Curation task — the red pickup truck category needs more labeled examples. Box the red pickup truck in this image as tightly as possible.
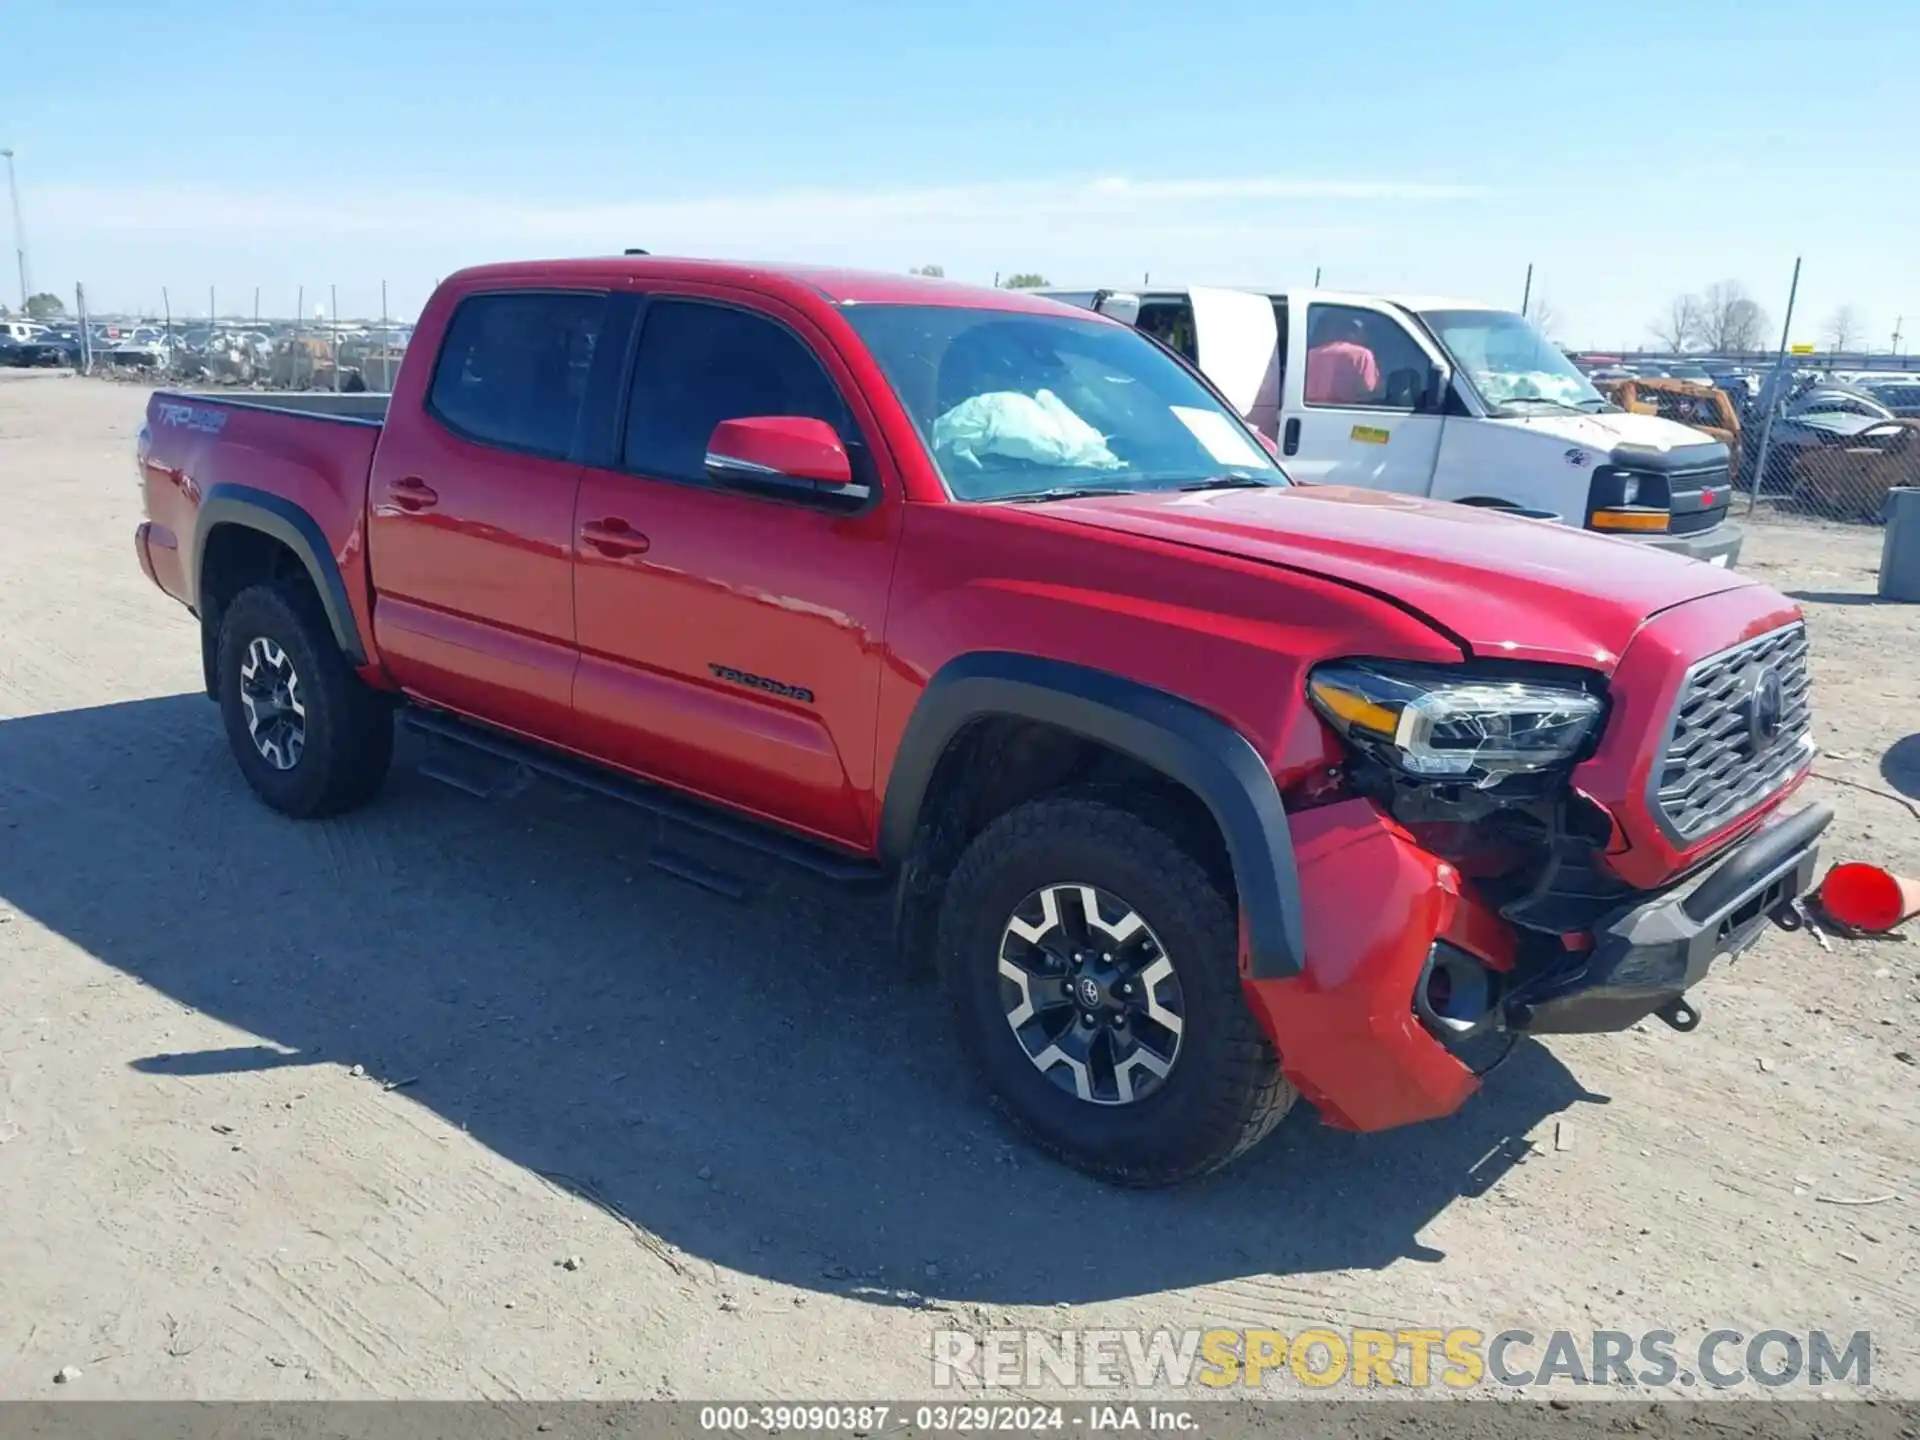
[135,257,1828,1185]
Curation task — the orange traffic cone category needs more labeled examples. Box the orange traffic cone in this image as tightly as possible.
[1818,863,1920,933]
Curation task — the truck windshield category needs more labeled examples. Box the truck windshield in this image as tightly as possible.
[1419,308,1607,415]
[840,304,1285,501]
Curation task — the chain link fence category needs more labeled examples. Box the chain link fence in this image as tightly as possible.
[7,281,412,395]
[1585,350,1919,530]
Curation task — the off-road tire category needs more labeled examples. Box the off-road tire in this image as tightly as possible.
[937,794,1294,1185]
[216,582,392,818]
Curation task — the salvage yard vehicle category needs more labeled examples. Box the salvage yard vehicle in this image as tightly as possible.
[1858,376,1920,419]
[136,257,1827,1185]
[1596,376,1743,475]
[1043,286,1744,566]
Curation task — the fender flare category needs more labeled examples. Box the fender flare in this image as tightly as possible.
[879,652,1305,979]
[191,483,368,665]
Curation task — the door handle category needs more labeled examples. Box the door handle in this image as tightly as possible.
[580,517,650,558]
[1282,418,1301,456]
[389,476,439,512]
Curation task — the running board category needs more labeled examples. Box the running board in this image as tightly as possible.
[402,707,886,887]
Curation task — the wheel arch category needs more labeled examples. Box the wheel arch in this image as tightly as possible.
[192,484,368,668]
[880,652,1304,979]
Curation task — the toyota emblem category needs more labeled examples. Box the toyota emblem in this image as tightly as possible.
[1745,666,1785,752]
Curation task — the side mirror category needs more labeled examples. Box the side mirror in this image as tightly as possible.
[704,416,865,500]
[1383,366,1428,409]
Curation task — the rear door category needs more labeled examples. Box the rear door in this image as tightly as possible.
[1186,287,1281,441]
[567,286,900,848]
[1280,296,1448,493]
[366,285,613,741]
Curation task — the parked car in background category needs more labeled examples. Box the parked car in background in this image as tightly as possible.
[1858,376,1920,418]
[1043,285,1743,565]
[1752,385,1906,493]
[0,322,75,367]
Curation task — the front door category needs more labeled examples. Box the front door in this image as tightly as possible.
[1280,297,1447,494]
[569,289,899,849]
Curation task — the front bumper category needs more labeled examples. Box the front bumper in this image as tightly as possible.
[1641,520,1743,569]
[1507,802,1831,1033]
[1247,798,1829,1134]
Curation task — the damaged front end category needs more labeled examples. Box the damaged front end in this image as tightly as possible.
[1247,620,1825,1133]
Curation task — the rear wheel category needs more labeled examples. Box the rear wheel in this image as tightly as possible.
[938,795,1293,1185]
[216,583,392,818]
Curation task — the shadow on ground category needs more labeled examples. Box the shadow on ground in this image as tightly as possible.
[0,695,1598,1307]
[1881,734,1920,800]
[1784,589,1892,607]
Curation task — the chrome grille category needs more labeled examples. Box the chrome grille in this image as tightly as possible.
[1652,623,1813,842]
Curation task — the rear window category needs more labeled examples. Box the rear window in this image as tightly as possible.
[427,291,606,459]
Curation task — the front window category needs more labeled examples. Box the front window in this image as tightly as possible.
[1419,308,1607,415]
[840,304,1283,502]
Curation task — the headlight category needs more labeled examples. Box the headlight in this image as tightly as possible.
[1308,660,1604,788]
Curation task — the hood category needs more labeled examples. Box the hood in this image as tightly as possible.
[1491,407,1718,458]
[1038,485,1756,670]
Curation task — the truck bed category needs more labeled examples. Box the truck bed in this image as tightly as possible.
[165,390,391,424]
[138,389,389,651]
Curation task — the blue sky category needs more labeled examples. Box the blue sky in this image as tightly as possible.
[7,0,1919,347]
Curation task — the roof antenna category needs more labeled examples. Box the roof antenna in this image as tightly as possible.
[623,248,650,256]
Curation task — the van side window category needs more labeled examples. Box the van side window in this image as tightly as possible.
[623,300,854,483]
[1135,300,1199,365]
[427,292,606,459]
[1303,303,1432,410]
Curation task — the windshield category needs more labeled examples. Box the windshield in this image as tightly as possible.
[1419,308,1606,413]
[839,304,1285,502]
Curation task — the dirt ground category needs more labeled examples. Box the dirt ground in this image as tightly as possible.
[1,373,1916,1403]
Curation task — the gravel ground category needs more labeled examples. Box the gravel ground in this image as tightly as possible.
[1,373,1916,1403]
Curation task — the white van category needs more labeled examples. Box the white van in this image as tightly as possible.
[1042,286,1743,567]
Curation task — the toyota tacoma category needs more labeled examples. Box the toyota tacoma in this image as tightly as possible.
[134,258,1826,1184]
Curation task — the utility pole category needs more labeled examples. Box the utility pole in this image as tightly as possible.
[2,148,28,308]
[1747,256,1802,512]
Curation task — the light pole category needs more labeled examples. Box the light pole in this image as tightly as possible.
[2,148,29,310]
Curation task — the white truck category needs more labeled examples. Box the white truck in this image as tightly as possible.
[1041,286,1743,567]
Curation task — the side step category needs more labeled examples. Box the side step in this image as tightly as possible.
[402,706,887,888]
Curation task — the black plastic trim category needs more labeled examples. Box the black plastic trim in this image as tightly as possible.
[192,483,368,665]
[404,706,884,885]
[879,653,1305,979]
[1509,802,1830,1034]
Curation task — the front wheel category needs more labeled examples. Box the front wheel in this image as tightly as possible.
[937,795,1294,1186]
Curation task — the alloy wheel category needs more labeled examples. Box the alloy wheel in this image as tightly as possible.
[238,636,306,771]
[996,883,1185,1106]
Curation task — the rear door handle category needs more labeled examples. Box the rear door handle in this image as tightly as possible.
[580,517,650,558]
[1282,418,1301,456]
[389,476,439,512]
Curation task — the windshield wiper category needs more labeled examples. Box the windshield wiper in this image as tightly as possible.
[1174,474,1275,492]
[1497,396,1590,416]
[998,486,1138,504]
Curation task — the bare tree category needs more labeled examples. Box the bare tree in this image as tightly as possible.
[1002,273,1049,290]
[1697,281,1769,353]
[1648,294,1703,352]
[1527,294,1563,342]
[1823,305,1863,353]
[908,264,945,278]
